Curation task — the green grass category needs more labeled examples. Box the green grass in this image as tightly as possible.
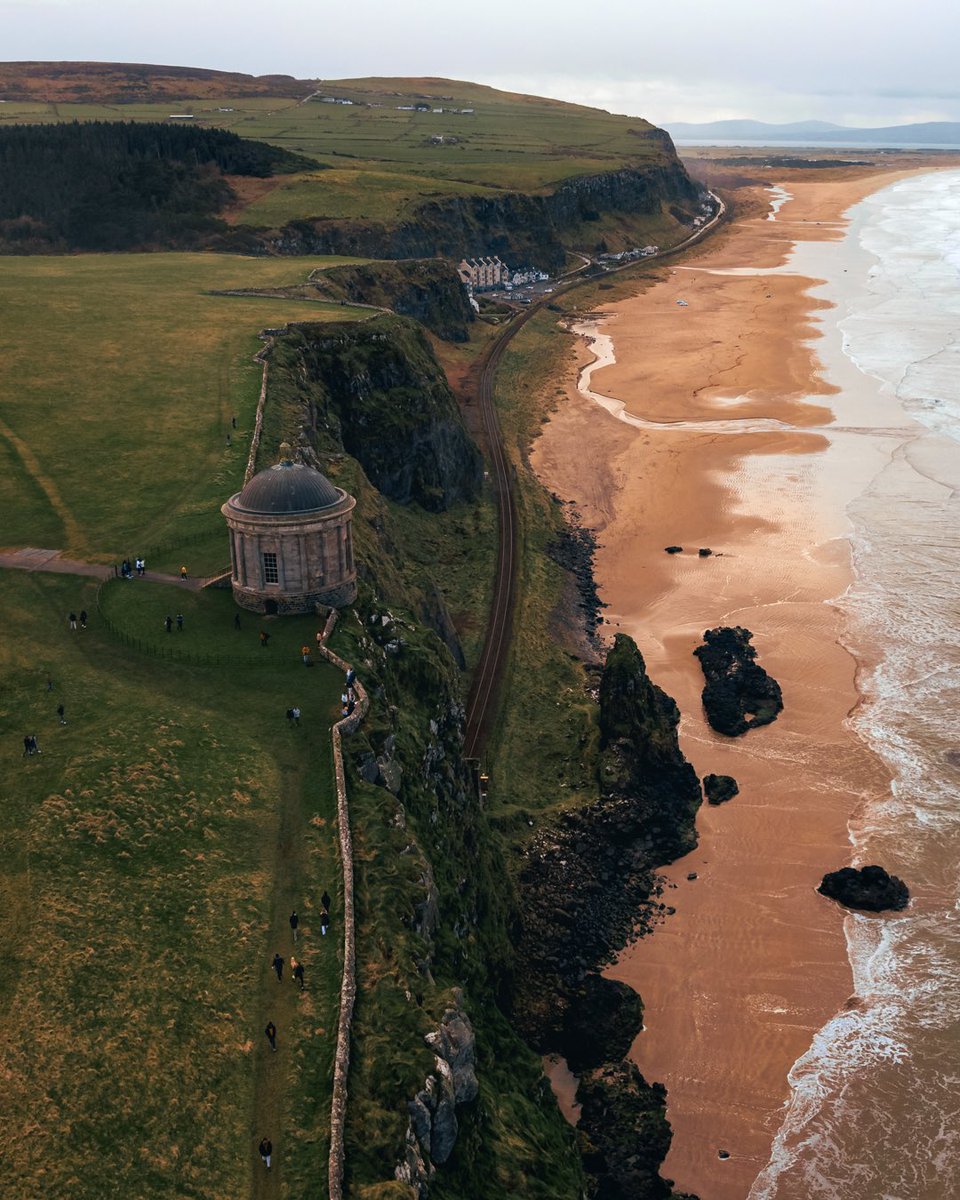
[0,253,368,568]
[0,78,675,226]
[0,570,344,1197]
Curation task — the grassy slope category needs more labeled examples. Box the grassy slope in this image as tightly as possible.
[0,74,672,228]
[0,569,344,1197]
[0,253,367,568]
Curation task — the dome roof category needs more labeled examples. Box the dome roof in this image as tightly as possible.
[234,458,341,514]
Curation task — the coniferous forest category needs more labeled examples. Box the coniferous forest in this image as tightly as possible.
[0,121,312,251]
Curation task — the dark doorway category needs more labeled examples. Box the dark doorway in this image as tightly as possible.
[264,599,278,615]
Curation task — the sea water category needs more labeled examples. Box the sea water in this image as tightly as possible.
[749,172,960,1199]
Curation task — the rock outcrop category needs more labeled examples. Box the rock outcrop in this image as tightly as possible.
[313,259,475,342]
[560,975,643,1072]
[818,865,910,912]
[703,774,739,805]
[693,626,783,736]
[397,993,479,1195]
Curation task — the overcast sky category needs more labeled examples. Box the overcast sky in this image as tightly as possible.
[3,0,958,127]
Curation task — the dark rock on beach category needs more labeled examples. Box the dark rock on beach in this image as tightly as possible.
[703,774,739,805]
[818,865,910,912]
[698,547,712,557]
[693,626,783,737]
[664,545,683,554]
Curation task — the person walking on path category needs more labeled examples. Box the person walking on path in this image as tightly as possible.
[258,1138,272,1169]
[164,616,173,634]
[176,613,184,632]
[68,612,77,631]
[320,910,330,937]
[265,1020,277,1052]
[56,704,66,726]
[289,911,299,942]
[180,565,188,582]
[321,890,331,912]
[271,952,284,981]
[292,959,305,990]
[291,706,301,727]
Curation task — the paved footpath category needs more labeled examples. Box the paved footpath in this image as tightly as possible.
[0,547,212,590]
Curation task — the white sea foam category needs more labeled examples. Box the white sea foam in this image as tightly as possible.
[749,170,960,1199]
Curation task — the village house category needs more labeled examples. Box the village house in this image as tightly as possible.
[456,256,512,291]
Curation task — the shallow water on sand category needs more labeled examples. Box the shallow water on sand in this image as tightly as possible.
[750,171,960,1200]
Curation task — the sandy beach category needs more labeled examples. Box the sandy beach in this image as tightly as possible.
[530,166,946,1199]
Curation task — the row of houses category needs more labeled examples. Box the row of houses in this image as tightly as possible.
[457,258,551,292]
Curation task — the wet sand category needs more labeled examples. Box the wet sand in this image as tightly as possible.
[530,168,939,1199]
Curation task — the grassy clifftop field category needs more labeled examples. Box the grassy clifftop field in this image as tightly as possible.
[0,65,688,233]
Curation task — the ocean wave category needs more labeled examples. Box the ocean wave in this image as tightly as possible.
[750,170,960,1198]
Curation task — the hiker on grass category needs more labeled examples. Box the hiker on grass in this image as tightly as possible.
[180,565,188,582]
[258,1138,272,1169]
[57,704,66,726]
[321,890,331,912]
[289,910,299,942]
[320,910,330,937]
[68,612,77,631]
[291,706,301,727]
[265,1020,277,1052]
[301,644,312,667]
[164,616,173,634]
[272,952,284,981]
[292,959,305,991]
[259,630,270,648]
[176,613,184,632]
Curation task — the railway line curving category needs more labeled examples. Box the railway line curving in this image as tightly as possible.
[463,192,726,760]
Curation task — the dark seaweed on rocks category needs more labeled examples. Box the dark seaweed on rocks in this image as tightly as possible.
[693,625,783,736]
[547,514,604,641]
[818,865,910,912]
[578,1061,699,1200]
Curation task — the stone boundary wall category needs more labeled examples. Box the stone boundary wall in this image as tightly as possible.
[316,609,367,1200]
[243,333,275,485]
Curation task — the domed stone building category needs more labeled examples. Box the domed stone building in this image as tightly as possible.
[221,444,357,614]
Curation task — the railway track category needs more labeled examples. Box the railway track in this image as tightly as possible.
[463,193,726,760]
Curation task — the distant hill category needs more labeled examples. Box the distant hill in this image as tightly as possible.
[0,61,317,102]
[667,118,960,145]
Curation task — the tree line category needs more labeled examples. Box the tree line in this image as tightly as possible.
[0,121,312,251]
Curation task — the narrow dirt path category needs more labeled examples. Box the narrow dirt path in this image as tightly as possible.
[0,416,86,554]
[250,755,309,1198]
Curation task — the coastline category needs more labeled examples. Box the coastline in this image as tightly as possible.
[530,165,944,1199]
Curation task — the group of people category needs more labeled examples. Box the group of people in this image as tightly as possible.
[260,890,333,1170]
[341,667,357,717]
[163,614,185,633]
[67,611,88,630]
[286,706,302,726]
[119,557,146,579]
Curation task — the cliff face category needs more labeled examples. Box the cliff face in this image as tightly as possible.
[269,316,483,511]
[264,161,703,271]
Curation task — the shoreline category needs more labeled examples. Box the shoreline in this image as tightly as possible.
[530,165,943,1199]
